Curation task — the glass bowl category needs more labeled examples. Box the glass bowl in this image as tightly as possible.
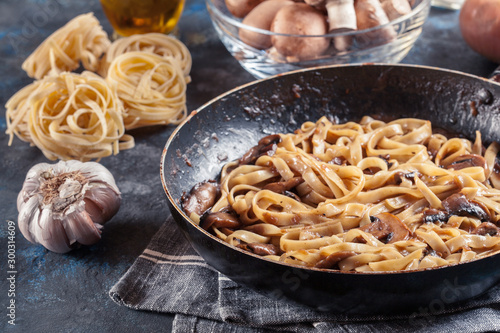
[206,0,431,79]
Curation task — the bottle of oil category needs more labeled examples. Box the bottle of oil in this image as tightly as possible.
[100,0,185,37]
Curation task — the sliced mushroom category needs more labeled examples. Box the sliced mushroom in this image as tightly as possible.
[359,212,411,243]
[239,134,281,165]
[491,160,500,189]
[270,3,330,61]
[200,211,241,230]
[472,222,500,236]
[247,243,281,255]
[446,154,488,171]
[181,181,219,217]
[263,177,304,193]
[315,251,357,269]
[441,193,491,222]
[423,208,449,223]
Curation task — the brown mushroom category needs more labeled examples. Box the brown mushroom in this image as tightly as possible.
[270,3,330,61]
[441,193,491,222]
[181,181,219,217]
[263,176,304,193]
[445,154,488,171]
[359,212,411,243]
[354,0,397,47]
[423,208,449,223]
[239,134,281,165]
[380,0,412,21]
[225,0,266,18]
[200,211,241,230]
[472,222,500,236]
[247,243,281,255]
[491,159,500,189]
[239,0,294,50]
[315,250,357,269]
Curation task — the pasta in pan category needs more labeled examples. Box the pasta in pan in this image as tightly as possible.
[183,116,500,272]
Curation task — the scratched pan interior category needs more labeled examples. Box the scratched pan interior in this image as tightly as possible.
[161,63,500,314]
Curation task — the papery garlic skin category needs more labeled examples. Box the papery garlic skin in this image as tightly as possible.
[17,160,121,253]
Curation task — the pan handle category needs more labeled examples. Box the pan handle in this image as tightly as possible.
[491,65,500,83]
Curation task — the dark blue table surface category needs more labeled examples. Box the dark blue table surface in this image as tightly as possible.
[0,0,498,332]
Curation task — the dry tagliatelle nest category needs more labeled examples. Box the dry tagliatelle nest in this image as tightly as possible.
[5,13,192,161]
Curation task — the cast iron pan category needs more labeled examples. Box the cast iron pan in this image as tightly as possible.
[161,64,500,315]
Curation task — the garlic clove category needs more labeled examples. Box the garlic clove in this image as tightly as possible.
[64,210,102,246]
[84,186,121,225]
[36,208,72,253]
[17,195,39,244]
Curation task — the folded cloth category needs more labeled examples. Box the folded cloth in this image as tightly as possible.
[110,217,500,332]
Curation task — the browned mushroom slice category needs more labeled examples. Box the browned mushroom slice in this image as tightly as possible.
[263,176,304,193]
[446,154,488,171]
[315,251,357,269]
[200,212,241,230]
[247,243,281,256]
[472,222,500,236]
[181,181,219,217]
[422,208,449,223]
[491,160,500,189]
[441,193,491,222]
[359,213,411,243]
[239,134,281,165]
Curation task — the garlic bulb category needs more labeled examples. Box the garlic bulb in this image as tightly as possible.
[17,160,121,253]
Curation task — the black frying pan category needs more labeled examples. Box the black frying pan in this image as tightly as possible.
[161,64,500,314]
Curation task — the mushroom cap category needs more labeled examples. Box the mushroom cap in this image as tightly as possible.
[270,3,330,61]
[239,0,294,50]
[225,0,267,18]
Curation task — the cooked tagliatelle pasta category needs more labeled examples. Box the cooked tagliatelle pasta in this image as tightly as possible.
[106,51,188,129]
[6,71,134,161]
[22,13,110,79]
[99,32,192,81]
[182,116,500,272]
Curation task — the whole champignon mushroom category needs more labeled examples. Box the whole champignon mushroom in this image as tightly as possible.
[225,0,267,18]
[270,3,330,61]
[380,0,412,21]
[304,0,358,52]
[354,0,397,47]
[239,0,295,50]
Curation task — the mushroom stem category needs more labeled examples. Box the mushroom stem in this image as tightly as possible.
[325,0,357,51]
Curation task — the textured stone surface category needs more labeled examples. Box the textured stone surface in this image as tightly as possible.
[0,0,497,332]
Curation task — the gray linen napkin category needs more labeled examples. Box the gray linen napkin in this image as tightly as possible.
[110,217,500,332]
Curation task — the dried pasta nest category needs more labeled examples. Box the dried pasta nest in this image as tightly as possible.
[6,13,192,161]
[99,32,192,80]
[106,52,188,129]
[22,13,110,79]
[6,71,133,161]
